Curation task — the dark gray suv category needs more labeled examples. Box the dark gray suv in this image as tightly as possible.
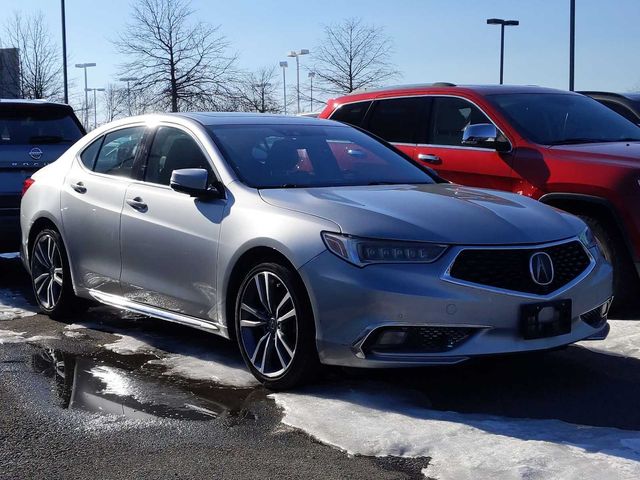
[0,100,84,252]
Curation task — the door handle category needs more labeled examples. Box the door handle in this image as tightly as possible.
[70,181,87,194]
[417,153,442,165]
[126,197,148,212]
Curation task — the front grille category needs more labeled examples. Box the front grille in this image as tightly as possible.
[364,326,476,354]
[449,240,591,295]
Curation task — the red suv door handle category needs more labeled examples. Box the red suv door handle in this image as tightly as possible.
[418,153,442,165]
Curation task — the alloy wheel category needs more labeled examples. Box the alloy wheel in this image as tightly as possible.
[31,233,64,310]
[239,271,298,378]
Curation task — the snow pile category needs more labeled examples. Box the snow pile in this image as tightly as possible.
[103,334,156,355]
[272,385,640,480]
[0,330,27,344]
[579,320,640,360]
[0,289,36,321]
[148,352,257,388]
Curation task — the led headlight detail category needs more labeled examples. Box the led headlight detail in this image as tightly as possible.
[322,232,448,267]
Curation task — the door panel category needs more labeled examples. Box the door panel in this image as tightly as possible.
[61,127,144,294]
[119,125,225,320]
[119,183,225,320]
[416,96,514,191]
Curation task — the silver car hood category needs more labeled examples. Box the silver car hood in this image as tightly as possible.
[259,183,583,245]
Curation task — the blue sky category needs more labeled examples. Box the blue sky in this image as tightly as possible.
[2,0,639,111]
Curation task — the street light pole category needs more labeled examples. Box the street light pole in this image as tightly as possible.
[287,49,309,114]
[569,0,576,91]
[86,88,105,130]
[75,63,96,128]
[308,72,316,112]
[279,61,288,115]
[486,19,519,85]
[119,77,138,116]
[60,0,68,103]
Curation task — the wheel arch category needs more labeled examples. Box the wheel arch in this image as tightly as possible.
[539,192,635,260]
[222,245,308,342]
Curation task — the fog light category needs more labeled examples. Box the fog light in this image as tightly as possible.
[376,328,408,346]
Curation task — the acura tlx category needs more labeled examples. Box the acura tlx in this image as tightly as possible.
[20,113,612,389]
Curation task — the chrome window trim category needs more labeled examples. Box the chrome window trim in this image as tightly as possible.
[441,237,596,299]
[329,93,513,152]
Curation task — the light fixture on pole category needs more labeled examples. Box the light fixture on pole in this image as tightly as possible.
[86,87,105,130]
[308,72,316,112]
[486,18,519,85]
[287,49,310,114]
[75,62,97,128]
[279,61,288,115]
[119,77,138,116]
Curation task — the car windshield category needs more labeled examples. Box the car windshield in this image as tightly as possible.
[207,123,435,188]
[0,106,84,145]
[487,93,640,145]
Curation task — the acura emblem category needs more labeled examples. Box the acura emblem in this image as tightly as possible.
[29,147,43,160]
[529,252,554,286]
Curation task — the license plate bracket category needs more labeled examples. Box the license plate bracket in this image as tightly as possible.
[520,299,572,340]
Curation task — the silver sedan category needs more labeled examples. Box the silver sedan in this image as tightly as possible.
[20,113,613,388]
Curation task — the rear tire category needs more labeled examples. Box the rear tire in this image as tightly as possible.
[580,215,640,314]
[234,262,318,390]
[30,228,86,320]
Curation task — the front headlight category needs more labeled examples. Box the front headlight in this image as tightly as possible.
[322,232,448,267]
[578,226,597,249]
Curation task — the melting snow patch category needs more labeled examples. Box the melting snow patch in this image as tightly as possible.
[271,385,640,480]
[148,353,258,388]
[579,320,640,360]
[0,289,36,321]
[0,330,26,344]
[103,334,156,355]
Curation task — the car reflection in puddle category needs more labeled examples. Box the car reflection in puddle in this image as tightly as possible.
[31,348,261,421]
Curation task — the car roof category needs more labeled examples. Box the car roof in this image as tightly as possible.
[329,84,575,104]
[0,98,73,108]
[173,112,339,127]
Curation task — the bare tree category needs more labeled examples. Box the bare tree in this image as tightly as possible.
[238,66,281,113]
[313,18,400,95]
[3,11,62,100]
[102,84,127,122]
[115,0,238,112]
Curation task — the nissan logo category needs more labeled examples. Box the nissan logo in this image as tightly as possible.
[529,252,554,286]
[29,147,43,160]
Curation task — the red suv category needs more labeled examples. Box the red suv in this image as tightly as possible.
[319,84,640,307]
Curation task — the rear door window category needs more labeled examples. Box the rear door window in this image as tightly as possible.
[93,127,145,178]
[0,106,83,145]
[427,97,491,146]
[80,137,104,170]
[329,101,372,127]
[366,97,428,144]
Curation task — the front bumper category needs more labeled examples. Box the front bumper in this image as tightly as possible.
[299,243,613,368]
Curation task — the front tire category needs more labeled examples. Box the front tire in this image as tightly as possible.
[30,228,83,320]
[235,262,318,390]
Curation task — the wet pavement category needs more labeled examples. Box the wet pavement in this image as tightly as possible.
[2,253,640,479]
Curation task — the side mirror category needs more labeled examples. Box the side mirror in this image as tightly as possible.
[170,168,225,199]
[462,123,510,151]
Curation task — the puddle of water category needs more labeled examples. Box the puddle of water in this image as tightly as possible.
[31,347,262,422]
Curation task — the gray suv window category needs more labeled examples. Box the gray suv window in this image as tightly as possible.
[93,127,145,177]
[144,127,210,186]
[428,97,490,146]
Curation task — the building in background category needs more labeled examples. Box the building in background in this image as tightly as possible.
[0,48,20,99]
